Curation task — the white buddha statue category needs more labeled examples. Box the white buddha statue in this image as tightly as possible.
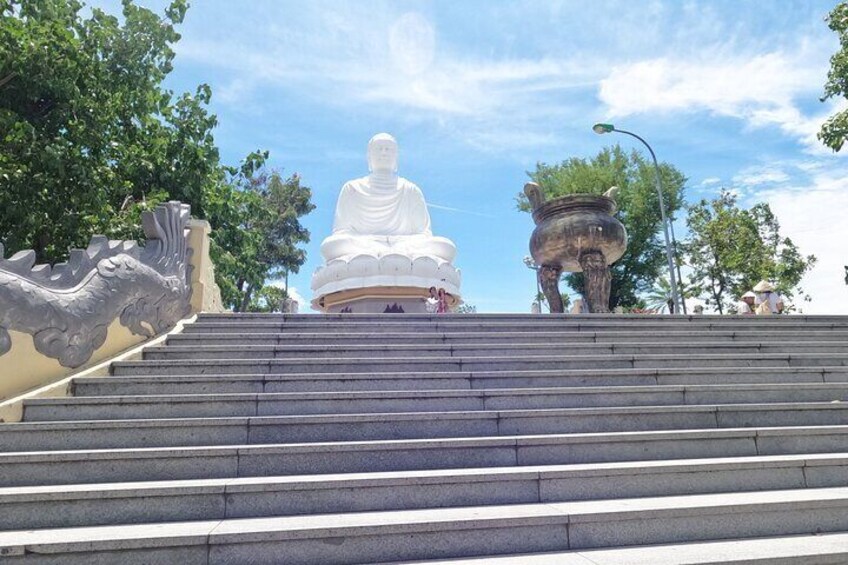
[312,133,461,312]
[320,133,457,263]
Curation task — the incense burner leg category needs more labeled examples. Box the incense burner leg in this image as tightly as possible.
[538,265,564,314]
[579,250,611,313]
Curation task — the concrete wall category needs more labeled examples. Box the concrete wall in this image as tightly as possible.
[187,219,225,314]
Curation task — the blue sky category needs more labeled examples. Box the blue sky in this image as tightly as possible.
[97,1,848,313]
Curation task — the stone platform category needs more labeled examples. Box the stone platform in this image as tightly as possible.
[311,254,461,312]
[4,313,848,562]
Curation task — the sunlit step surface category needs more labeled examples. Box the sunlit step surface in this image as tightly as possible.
[4,453,848,531]
[24,383,848,421]
[5,488,848,564]
[390,532,848,564]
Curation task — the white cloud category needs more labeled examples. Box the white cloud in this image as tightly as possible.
[180,32,592,119]
[174,7,600,153]
[699,177,721,187]
[600,51,819,115]
[388,13,436,76]
[597,44,836,153]
[732,167,790,188]
[286,287,309,311]
[747,103,845,157]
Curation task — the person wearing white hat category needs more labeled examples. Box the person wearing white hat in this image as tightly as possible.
[752,280,784,315]
[736,291,756,315]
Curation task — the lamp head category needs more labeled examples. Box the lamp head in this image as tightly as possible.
[593,123,615,134]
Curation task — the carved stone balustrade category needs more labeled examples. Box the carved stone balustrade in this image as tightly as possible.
[0,202,195,371]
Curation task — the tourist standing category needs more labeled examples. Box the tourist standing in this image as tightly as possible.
[570,297,589,314]
[437,288,449,314]
[424,286,439,313]
[736,291,756,315]
[752,281,784,314]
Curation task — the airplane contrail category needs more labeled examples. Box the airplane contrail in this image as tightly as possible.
[427,203,497,218]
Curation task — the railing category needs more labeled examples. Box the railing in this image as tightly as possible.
[0,202,223,400]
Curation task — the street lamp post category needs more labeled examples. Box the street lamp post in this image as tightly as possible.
[592,123,685,315]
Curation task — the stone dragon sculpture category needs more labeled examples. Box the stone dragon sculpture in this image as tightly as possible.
[0,202,193,368]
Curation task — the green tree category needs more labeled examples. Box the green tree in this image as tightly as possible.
[684,190,816,314]
[245,285,289,313]
[645,276,694,314]
[208,168,315,312]
[517,146,686,309]
[0,0,213,261]
[820,2,848,151]
[0,0,314,311]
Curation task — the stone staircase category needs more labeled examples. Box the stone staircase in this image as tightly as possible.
[4,313,848,563]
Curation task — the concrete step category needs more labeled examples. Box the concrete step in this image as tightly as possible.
[11,403,848,451]
[112,353,848,376]
[141,342,848,361]
[3,453,847,531]
[195,312,848,324]
[7,313,848,565]
[389,532,848,564]
[25,383,848,421]
[6,488,848,563]
[183,320,848,335]
[73,367,848,396]
[4,425,848,487]
[168,329,848,347]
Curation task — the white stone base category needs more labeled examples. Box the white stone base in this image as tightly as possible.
[313,286,460,314]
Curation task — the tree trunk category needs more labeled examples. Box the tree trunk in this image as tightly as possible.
[239,283,254,313]
[34,232,49,264]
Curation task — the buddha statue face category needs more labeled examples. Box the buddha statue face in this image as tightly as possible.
[367,133,399,174]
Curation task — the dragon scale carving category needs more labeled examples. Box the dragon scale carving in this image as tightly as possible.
[0,202,193,368]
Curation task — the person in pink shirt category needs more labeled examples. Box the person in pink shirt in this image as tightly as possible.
[436,288,449,314]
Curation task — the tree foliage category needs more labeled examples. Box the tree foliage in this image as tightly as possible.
[209,167,315,311]
[518,146,686,309]
[0,0,213,260]
[684,190,816,314]
[0,0,314,311]
[532,290,571,313]
[820,2,848,151]
[244,285,289,313]
[644,276,694,314]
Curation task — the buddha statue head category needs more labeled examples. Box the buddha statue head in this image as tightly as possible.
[367,133,399,174]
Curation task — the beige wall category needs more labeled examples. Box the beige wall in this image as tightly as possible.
[0,320,147,401]
[187,219,225,314]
